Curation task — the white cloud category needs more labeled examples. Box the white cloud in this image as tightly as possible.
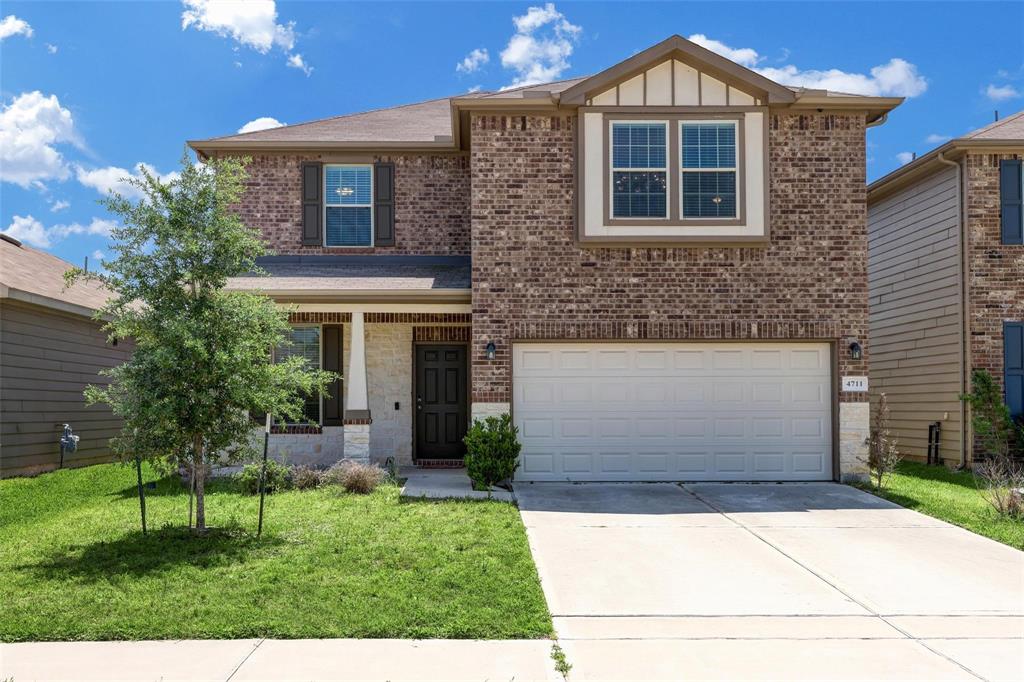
[467,85,482,94]
[985,84,1021,102]
[237,116,285,134]
[45,42,57,54]
[75,162,179,200]
[0,91,82,188]
[2,214,116,249]
[690,35,927,98]
[286,52,312,76]
[457,48,489,74]
[0,15,32,40]
[500,3,581,88]
[181,0,311,74]
[50,199,70,212]
[925,133,952,144]
[896,151,915,165]
[687,34,761,68]
[91,249,105,259]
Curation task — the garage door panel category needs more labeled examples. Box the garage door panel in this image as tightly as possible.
[513,342,832,482]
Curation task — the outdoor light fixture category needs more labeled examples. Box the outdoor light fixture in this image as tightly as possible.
[485,342,496,360]
[849,341,863,360]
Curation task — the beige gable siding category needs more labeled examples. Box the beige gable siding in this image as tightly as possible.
[868,165,963,464]
[586,59,764,107]
[0,300,131,477]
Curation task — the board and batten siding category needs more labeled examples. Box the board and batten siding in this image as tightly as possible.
[868,165,963,464]
[0,299,131,477]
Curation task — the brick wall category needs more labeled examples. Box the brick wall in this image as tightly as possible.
[231,153,470,256]
[965,151,1024,387]
[469,112,870,405]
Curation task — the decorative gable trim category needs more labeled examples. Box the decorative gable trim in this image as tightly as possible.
[559,35,796,107]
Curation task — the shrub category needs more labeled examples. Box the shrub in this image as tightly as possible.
[961,369,1024,517]
[464,413,521,491]
[323,460,385,494]
[290,464,322,490]
[235,460,291,495]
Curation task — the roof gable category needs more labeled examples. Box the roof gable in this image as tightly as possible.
[559,35,797,106]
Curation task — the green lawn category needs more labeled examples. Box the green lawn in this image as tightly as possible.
[854,461,1024,550]
[0,463,552,642]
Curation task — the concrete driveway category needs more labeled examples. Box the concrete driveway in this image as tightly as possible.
[516,482,1024,681]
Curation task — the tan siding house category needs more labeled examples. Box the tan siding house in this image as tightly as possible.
[867,111,1024,465]
[0,235,129,477]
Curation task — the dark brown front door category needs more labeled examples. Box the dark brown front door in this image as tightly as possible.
[415,345,468,459]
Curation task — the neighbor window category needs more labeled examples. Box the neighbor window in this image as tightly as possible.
[325,165,372,246]
[681,122,738,219]
[274,326,321,423]
[611,122,668,218]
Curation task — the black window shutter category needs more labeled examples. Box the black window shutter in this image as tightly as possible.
[1006,322,1024,420]
[322,325,344,426]
[301,162,323,246]
[374,162,395,246]
[999,159,1023,245]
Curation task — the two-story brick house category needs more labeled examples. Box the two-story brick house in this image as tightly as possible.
[190,35,901,482]
[867,111,1024,466]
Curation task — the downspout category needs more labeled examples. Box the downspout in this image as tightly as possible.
[936,151,969,468]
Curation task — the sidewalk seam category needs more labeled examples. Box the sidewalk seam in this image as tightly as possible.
[225,638,265,682]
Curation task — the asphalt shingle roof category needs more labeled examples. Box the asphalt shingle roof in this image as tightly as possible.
[0,234,111,314]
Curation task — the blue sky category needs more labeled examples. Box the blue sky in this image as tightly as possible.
[2,1,1022,267]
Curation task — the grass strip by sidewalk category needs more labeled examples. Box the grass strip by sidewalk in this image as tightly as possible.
[0,463,552,642]
[853,461,1024,550]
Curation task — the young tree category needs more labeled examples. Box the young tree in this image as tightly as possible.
[962,369,1024,516]
[862,392,901,490]
[70,153,333,532]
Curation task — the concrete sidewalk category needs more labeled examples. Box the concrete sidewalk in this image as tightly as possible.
[0,638,562,681]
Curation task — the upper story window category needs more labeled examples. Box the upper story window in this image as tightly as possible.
[325,165,372,247]
[611,122,668,219]
[681,122,738,219]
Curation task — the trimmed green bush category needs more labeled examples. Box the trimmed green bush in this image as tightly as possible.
[464,414,521,491]
[235,460,291,495]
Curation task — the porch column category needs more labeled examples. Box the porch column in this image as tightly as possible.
[343,311,371,463]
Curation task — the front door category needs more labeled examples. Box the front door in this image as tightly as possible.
[415,345,468,460]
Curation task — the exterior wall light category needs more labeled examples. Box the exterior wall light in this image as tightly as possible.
[485,342,496,360]
[849,341,863,360]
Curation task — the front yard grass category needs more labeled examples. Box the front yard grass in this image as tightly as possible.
[854,461,1024,550]
[0,463,552,642]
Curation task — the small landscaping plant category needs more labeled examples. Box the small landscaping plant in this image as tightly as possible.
[235,460,291,495]
[961,369,1024,517]
[862,392,901,490]
[323,460,385,494]
[464,413,521,491]
[290,464,323,490]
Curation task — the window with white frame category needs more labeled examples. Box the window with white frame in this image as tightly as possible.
[325,165,373,246]
[274,326,321,423]
[681,121,738,218]
[611,122,668,218]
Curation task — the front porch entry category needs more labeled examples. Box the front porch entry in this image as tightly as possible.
[415,344,468,461]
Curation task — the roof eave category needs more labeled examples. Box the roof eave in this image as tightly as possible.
[868,139,1024,203]
[227,287,472,303]
[188,139,461,157]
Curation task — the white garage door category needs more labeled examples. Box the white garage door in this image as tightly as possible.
[513,342,833,482]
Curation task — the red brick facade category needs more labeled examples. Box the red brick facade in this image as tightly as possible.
[469,112,870,404]
[965,151,1024,387]
[234,153,470,256]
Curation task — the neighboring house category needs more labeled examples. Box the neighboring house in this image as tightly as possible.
[189,35,901,482]
[867,111,1024,466]
[0,234,129,477]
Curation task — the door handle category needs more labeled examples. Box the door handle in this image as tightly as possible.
[416,395,423,411]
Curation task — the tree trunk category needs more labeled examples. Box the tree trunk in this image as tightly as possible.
[193,434,206,533]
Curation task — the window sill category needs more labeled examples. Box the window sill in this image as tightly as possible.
[270,424,323,435]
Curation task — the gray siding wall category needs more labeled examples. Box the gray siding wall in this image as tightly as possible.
[868,165,963,464]
[0,299,131,477]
